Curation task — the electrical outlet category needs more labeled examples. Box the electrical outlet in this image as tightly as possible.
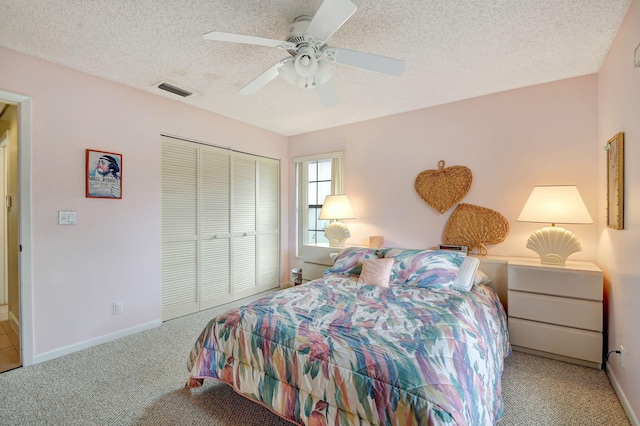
[112,301,123,315]
[619,345,624,367]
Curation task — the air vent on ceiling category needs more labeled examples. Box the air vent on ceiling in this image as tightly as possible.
[156,82,193,98]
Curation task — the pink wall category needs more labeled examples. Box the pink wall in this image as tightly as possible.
[598,0,640,421]
[289,75,600,266]
[0,46,289,358]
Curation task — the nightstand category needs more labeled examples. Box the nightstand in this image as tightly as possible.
[300,244,369,282]
[507,257,603,369]
[300,244,342,282]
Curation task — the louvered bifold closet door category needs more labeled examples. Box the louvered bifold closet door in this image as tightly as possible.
[231,153,257,299]
[161,137,198,320]
[257,158,280,292]
[199,145,232,310]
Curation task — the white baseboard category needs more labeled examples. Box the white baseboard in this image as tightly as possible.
[32,319,162,364]
[607,361,640,426]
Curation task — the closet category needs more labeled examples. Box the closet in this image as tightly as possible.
[161,136,280,320]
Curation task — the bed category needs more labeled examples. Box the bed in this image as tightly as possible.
[187,247,510,425]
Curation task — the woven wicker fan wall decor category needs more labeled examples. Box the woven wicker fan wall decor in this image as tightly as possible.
[444,203,510,255]
[414,160,472,214]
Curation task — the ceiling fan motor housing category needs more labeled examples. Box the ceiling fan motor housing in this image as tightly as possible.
[286,16,313,48]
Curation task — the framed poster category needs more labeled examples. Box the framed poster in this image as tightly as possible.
[606,133,624,230]
[86,149,122,199]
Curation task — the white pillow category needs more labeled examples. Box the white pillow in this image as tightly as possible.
[474,270,490,285]
[452,256,480,291]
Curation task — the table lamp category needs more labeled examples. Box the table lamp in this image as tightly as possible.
[517,185,593,265]
[319,195,356,247]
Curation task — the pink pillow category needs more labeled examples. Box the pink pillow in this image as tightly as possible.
[357,258,394,287]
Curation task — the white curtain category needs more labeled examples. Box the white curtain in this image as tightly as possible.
[331,156,343,195]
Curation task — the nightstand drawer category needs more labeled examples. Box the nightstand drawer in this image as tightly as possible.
[300,245,341,266]
[508,263,602,300]
[302,262,328,281]
[508,290,602,331]
[300,245,342,282]
[509,318,602,364]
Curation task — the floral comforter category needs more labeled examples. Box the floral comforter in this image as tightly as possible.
[187,274,510,425]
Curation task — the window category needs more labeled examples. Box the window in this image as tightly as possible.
[307,159,332,245]
[294,152,343,256]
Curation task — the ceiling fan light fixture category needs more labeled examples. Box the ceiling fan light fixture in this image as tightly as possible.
[316,60,336,85]
[277,60,297,84]
[294,47,318,77]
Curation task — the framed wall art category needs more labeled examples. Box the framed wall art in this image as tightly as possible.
[86,149,122,199]
[606,133,624,230]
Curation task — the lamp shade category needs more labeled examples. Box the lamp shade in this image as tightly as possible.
[517,185,593,224]
[319,195,355,220]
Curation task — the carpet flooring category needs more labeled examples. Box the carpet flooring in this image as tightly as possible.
[0,291,630,425]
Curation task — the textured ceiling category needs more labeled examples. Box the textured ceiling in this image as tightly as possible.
[0,0,631,136]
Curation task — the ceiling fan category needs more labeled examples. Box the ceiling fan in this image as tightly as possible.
[203,0,405,107]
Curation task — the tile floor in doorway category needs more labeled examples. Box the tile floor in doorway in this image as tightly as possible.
[0,304,20,373]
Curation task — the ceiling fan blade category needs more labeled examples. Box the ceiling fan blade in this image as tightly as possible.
[203,31,295,50]
[327,47,405,76]
[239,61,284,95]
[316,82,340,107]
[306,0,357,43]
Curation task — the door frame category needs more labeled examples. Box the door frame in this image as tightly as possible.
[0,89,33,366]
[0,132,7,305]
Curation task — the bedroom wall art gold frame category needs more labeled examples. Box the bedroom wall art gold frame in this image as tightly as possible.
[606,132,624,230]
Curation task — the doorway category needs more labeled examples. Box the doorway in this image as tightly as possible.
[0,127,6,305]
[0,89,34,370]
[0,103,20,372]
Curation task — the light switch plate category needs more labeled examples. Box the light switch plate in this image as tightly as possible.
[58,210,77,225]
[635,42,640,68]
